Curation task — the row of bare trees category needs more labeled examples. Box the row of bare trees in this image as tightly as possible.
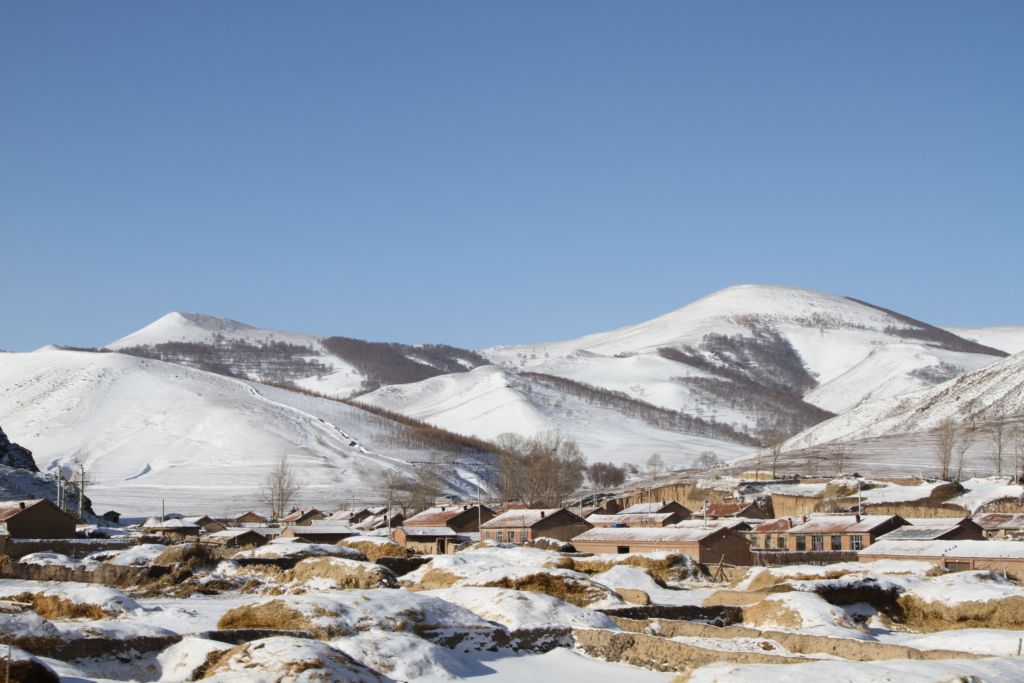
[934,418,1024,481]
[495,432,586,507]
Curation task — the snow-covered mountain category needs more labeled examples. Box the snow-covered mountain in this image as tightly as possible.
[0,348,492,515]
[944,326,1024,355]
[358,365,750,468]
[107,312,487,396]
[786,350,1024,452]
[90,285,1011,474]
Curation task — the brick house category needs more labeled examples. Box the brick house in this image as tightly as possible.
[782,514,906,552]
[860,539,1024,581]
[972,513,1024,540]
[876,518,984,542]
[393,504,494,554]
[702,500,769,520]
[480,508,591,544]
[747,517,804,551]
[281,524,355,544]
[0,499,76,539]
[235,511,268,525]
[205,528,268,548]
[279,508,326,526]
[571,525,753,565]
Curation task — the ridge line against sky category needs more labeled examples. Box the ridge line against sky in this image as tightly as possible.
[1,2,1022,351]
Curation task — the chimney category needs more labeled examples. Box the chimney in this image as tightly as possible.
[19,502,26,509]
[540,511,546,518]
[855,513,861,523]
[802,515,807,523]
[440,506,446,512]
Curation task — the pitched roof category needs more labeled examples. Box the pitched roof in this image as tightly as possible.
[861,539,1024,560]
[288,525,354,535]
[279,508,323,523]
[482,509,572,529]
[787,514,901,534]
[404,505,485,526]
[208,528,266,539]
[876,526,963,541]
[972,513,1024,531]
[704,501,759,517]
[671,518,752,531]
[619,501,686,515]
[573,526,725,543]
[751,518,802,533]
[397,525,458,537]
[587,513,677,526]
[0,499,47,522]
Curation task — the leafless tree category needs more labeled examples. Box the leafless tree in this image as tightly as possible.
[767,434,786,479]
[934,418,957,480]
[989,421,1011,477]
[696,450,720,471]
[496,432,585,507]
[260,456,304,520]
[646,453,665,482]
[829,445,848,477]
[954,422,975,481]
[586,462,626,489]
[1014,425,1024,483]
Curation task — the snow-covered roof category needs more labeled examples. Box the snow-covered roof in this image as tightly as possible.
[288,525,354,534]
[788,514,900,534]
[279,508,323,523]
[573,526,724,543]
[751,517,804,533]
[404,505,479,526]
[0,499,47,521]
[904,517,971,528]
[876,527,963,541]
[398,526,458,537]
[703,501,759,517]
[481,509,567,529]
[587,513,677,526]
[208,528,266,539]
[618,501,685,515]
[973,512,1024,531]
[140,517,200,529]
[862,539,1024,560]
[671,518,752,530]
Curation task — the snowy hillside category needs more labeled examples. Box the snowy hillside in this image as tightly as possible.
[481,286,1005,428]
[0,349,491,516]
[785,350,1024,452]
[360,365,750,469]
[945,326,1024,355]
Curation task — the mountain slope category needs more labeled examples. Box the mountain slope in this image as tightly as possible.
[945,326,1024,355]
[359,365,751,468]
[107,312,487,396]
[786,350,1024,451]
[0,349,492,515]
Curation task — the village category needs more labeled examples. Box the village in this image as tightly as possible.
[6,468,1024,680]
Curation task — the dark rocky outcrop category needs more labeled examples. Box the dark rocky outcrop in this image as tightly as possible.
[0,425,37,471]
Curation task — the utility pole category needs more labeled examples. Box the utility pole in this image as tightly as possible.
[77,464,86,518]
[161,499,166,526]
[56,473,62,511]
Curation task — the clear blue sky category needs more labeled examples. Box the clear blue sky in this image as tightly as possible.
[2,2,1021,351]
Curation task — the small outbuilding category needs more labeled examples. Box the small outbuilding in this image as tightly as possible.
[860,539,1024,581]
[205,528,268,548]
[279,508,326,526]
[281,524,355,544]
[0,499,77,539]
[235,511,268,525]
[972,513,1024,540]
[877,517,984,542]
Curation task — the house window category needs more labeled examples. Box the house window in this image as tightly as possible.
[850,535,863,551]
[778,535,786,549]
[831,535,842,551]
[762,535,770,549]
[945,561,971,572]
[811,535,824,551]
[496,531,503,542]
[750,535,758,548]
[520,530,529,543]
[795,535,806,551]
[616,546,630,554]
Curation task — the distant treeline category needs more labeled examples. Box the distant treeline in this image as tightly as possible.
[322,336,487,392]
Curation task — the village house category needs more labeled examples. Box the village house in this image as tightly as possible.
[139,517,202,540]
[392,504,495,554]
[279,508,326,526]
[701,500,770,520]
[182,515,227,533]
[618,501,692,518]
[781,514,906,552]
[326,508,373,525]
[480,508,591,544]
[205,528,268,548]
[672,518,754,532]
[587,512,682,528]
[234,511,268,525]
[972,513,1024,540]
[0,499,76,539]
[353,510,405,531]
[747,517,804,551]
[876,517,984,542]
[282,524,355,544]
[571,525,752,565]
[860,539,1024,581]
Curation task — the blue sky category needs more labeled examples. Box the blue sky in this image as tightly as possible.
[2,2,1021,351]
